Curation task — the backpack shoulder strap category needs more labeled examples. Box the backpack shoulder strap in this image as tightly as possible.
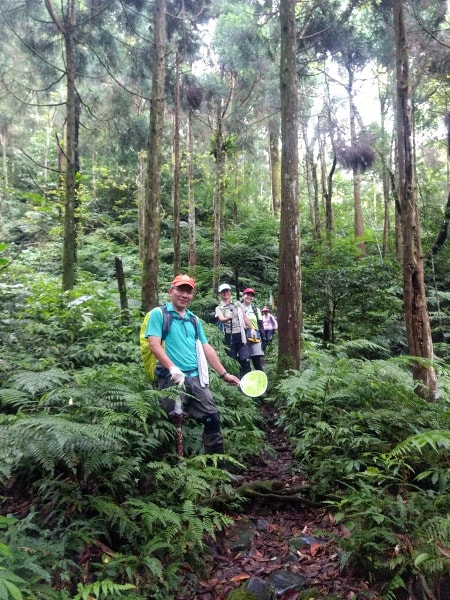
[252,304,262,320]
[160,305,172,341]
[188,311,199,339]
[162,306,199,340]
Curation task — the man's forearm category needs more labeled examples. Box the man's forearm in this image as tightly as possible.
[148,337,174,369]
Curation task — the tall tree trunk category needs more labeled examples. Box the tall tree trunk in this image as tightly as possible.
[382,175,391,259]
[268,117,281,216]
[62,10,78,291]
[141,0,166,312]
[0,131,7,230]
[45,0,79,291]
[378,86,394,259]
[393,0,436,399]
[302,123,320,240]
[277,0,302,373]
[320,134,336,244]
[187,110,197,269]
[137,151,145,261]
[0,130,8,188]
[115,256,129,325]
[212,96,224,294]
[346,62,366,256]
[172,52,181,276]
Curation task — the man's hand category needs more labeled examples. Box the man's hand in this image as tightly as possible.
[223,373,240,386]
[169,366,185,386]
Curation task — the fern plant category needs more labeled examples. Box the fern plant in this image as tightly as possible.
[0,514,75,599]
[275,340,450,596]
[0,277,268,598]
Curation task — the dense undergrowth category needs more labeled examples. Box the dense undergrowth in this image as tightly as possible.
[0,272,450,599]
[276,343,450,599]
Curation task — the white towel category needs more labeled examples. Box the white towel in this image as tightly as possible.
[196,339,210,387]
[236,302,247,344]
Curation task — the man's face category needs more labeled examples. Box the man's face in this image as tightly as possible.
[220,290,231,302]
[169,284,194,310]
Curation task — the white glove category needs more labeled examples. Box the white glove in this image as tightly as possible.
[169,366,185,387]
[173,399,184,414]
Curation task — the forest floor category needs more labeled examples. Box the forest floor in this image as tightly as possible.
[178,400,381,600]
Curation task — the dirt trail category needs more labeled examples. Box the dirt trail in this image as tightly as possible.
[178,401,378,600]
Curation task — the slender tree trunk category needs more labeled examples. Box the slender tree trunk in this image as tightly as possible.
[62,6,78,291]
[319,133,336,342]
[393,0,436,399]
[137,151,145,261]
[172,52,181,276]
[0,131,7,231]
[378,88,393,259]
[141,0,166,312]
[302,123,320,240]
[382,177,391,259]
[268,117,281,216]
[44,0,79,291]
[115,257,129,325]
[346,63,366,256]
[277,0,302,373]
[187,110,197,269]
[212,97,224,294]
[320,131,336,244]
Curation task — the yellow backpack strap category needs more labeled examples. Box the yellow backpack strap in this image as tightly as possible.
[140,307,164,381]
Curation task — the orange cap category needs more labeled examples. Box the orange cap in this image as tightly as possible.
[172,274,195,289]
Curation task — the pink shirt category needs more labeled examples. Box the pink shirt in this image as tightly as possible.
[262,313,277,331]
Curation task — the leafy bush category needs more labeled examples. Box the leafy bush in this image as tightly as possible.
[275,340,450,595]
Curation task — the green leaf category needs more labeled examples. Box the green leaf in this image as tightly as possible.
[414,553,430,567]
[2,580,23,600]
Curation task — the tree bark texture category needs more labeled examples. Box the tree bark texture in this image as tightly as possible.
[187,110,197,269]
[172,52,181,276]
[268,117,281,216]
[277,0,302,373]
[212,98,224,294]
[345,61,366,256]
[45,0,79,291]
[141,0,165,312]
[393,0,436,399]
[115,256,129,325]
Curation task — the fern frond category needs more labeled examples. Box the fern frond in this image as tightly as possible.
[390,431,450,458]
[90,498,139,542]
[0,389,31,410]
[128,499,182,539]
[73,579,136,600]
[0,415,127,480]
[5,369,72,396]
[331,338,392,359]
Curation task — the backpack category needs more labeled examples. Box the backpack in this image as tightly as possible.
[245,304,264,343]
[140,305,199,381]
[251,304,264,334]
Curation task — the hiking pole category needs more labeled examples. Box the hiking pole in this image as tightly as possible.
[169,397,186,458]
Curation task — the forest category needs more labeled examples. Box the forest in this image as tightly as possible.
[1,0,450,598]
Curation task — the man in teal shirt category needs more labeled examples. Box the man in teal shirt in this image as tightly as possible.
[145,274,240,456]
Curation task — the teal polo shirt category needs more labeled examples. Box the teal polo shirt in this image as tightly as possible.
[145,303,208,374]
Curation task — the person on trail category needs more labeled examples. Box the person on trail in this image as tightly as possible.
[261,306,278,350]
[215,283,254,378]
[145,275,240,458]
[242,288,265,372]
